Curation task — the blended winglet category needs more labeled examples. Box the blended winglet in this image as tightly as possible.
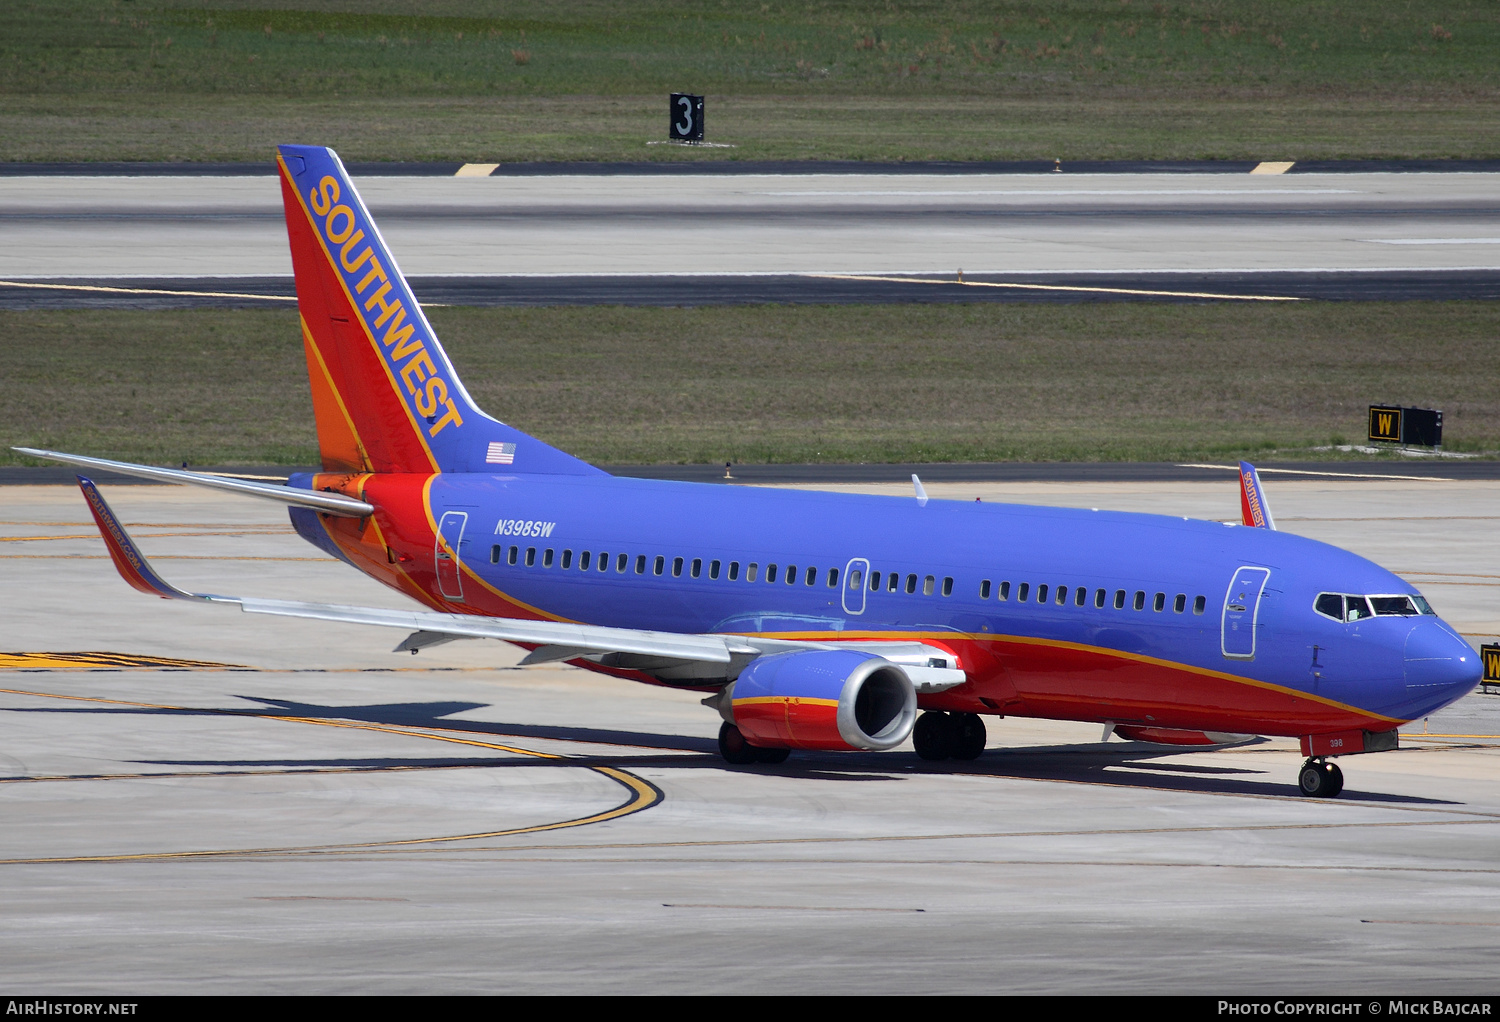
[77,476,202,600]
[1238,461,1276,530]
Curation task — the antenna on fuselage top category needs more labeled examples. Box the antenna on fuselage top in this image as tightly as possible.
[912,474,929,507]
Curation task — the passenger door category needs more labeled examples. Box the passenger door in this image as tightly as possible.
[1221,566,1271,660]
[435,510,469,602]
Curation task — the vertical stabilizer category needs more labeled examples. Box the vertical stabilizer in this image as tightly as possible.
[277,145,602,477]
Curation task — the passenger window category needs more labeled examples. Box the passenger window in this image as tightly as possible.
[940,577,953,597]
[1153,592,1165,612]
[999,581,1011,601]
[580,551,592,571]
[525,547,537,567]
[850,569,863,591]
[1037,584,1048,604]
[827,567,839,588]
[653,556,665,576]
[616,553,628,572]
[691,558,702,578]
[906,574,918,594]
[786,564,798,585]
[1315,593,1343,620]
[1095,588,1105,608]
[888,573,899,592]
[672,556,683,577]
[1174,593,1186,613]
[710,559,721,580]
[561,550,572,569]
[1018,582,1030,602]
[766,564,778,583]
[747,563,759,582]
[1056,585,1067,606]
[508,546,519,566]
[923,576,935,596]
[1133,591,1145,611]
[729,561,740,581]
[543,549,554,568]
[1114,589,1125,609]
[806,566,817,586]
[490,545,500,564]
[980,580,992,600]
[635,555,646,574]
[1076,587,1087,607]
[1348,595,1376,620]
[868,570,880,591]
[1193,595,1206,614]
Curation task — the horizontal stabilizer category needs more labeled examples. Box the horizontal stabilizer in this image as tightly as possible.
[21,448,372,517]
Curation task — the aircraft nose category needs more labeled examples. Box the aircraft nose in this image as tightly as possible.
[1404,621,1481,705]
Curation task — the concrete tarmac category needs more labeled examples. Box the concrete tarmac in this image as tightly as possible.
[2,171,1496,282]
[4,477,1500,993]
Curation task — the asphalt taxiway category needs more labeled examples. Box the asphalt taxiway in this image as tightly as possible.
[4,477,1500,993]
[2,168,1497,305]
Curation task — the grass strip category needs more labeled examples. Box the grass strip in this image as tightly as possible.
[1,1,1496,162]
[3,302,1496,467]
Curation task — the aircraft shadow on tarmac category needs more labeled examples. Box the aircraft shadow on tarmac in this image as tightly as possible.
[8,695,1455,804]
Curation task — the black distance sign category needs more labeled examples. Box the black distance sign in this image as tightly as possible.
[669,94,705,141]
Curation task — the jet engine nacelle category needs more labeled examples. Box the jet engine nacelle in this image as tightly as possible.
[721,649,918,751]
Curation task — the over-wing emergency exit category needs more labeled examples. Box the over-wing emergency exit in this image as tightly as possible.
[18,145,1480,798]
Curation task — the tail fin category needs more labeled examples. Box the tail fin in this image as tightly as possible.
[1238,460,1276,530]
[277,145,601,477]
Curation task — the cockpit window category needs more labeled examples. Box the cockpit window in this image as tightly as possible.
[1314,593,1343,620]
[1317,591,1435,621]
[1370,595,1424,617]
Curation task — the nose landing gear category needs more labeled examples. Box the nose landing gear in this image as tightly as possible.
[1298,757,1345,798]
[912,710,987,762]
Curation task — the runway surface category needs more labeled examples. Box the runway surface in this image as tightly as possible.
[5,477,1500,993]
[2,170,1496,304]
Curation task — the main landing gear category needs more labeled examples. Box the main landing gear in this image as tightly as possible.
[912,710,987,762]
[1298,757,1345,798]
[718,722,791,765]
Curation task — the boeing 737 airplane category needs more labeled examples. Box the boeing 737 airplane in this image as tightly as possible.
[19,145,1481,798]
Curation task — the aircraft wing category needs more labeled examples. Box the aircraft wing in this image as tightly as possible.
[73,476,966,689]
[16,447,372,517]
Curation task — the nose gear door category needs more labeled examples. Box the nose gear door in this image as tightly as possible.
[436,510,468,602]
[1221,566,1270,660]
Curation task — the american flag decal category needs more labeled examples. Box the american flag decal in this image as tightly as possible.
[486,441,516,465]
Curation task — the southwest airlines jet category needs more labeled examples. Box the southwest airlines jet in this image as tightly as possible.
[19,145,1480,799]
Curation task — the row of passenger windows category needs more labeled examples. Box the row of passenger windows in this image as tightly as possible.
[975,579,1207,615]
[488,544,1205,614]
[490,545,845,588]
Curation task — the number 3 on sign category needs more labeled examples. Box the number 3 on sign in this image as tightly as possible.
[669,94,704,141]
